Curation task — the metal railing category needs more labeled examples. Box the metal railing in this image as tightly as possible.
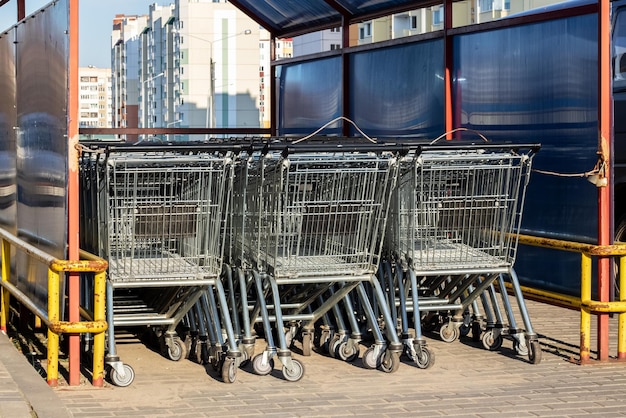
[515,233,626,363]
[0,228,107,387]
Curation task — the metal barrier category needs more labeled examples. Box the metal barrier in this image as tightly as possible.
[0,228,107,387]
[516,234,626,363]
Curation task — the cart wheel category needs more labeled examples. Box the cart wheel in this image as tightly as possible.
[379,351,400,373]
[221,357,237,384]
[282,359,304,382]
[471,321,483,341]
[414,345,435,369]
[362,346,378,369]
[513,339,529,356]
[252,353,274,376]
[167,338,188,362]
[337,341,359,363]
[528,340,542,364]
[481,330,503,351]
[328,334,342,358]
[439,322,459,343]
[459,323,471,337]
[422,314,439,333]
[302,332,313,357]
[110,364,135,387]
[285,329,295,348]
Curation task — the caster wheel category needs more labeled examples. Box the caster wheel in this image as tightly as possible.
[109,364,135,387]
[481,330,503,351]
[221,357,237,383]
[337,341,359,363]
[282,359,305,382]
[252,353,274,376]
[167,338,188,362]
[513,339,529,356]
[439,323,460,343]
[328,334,342,358]
[379,351,400,373]
[529,340,542,364]
[362,346,378,369]
[302,332,313,357]
[413,345,435,369]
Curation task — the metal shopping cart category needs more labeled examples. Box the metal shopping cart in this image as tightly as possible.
[230,142,406,381]
[384,143,541,366]
[80,144,242,385]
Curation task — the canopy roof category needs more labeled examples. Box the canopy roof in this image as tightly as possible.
[229,0,439,38]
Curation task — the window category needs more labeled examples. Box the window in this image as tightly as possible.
[479,0,492,12]
[433,8,443,25]
[330,44,341,50]
[411,16,418,30]
[330,27,341,32]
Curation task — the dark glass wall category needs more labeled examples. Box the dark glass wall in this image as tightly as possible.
[349,40,444,138]
[453,14,598,294]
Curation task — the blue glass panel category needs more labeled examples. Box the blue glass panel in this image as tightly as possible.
[350,39,444,138]
[277,57,342,135]
[454,13,598,295]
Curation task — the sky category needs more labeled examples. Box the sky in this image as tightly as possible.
[0,0,171,67]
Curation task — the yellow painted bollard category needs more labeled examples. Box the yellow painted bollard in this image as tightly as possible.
[47,270,60,387]
[92,271,106,387]
[1,239,10,333]
[580,253,592,364]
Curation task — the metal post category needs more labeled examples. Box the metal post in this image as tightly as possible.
[92,271,106,387]
[444,0,454,139]
[597,0,612,361]
[67,0,81,385]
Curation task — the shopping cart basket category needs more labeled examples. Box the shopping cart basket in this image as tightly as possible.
[80,144,242,385]
[385,143,541,365]
[230,143,405,380]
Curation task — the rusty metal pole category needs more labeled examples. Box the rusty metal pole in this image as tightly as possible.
[444,0,453,139]
[597,0,612,361]
[67,0,81,385]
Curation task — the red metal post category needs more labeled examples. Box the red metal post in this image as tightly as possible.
[67,0,81,385]
[444,0,453,139]
[597,0,612,361]
[17,0,25,20]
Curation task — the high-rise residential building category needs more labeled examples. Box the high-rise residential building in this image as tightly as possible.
[138,3,176,138]
[111,13,148,141]
[78,66,112,130]
[118,0,262,141]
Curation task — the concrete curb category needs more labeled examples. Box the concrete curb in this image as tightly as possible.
[0,332,70,418]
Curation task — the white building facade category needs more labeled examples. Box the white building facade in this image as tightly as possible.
[78,66,112,129]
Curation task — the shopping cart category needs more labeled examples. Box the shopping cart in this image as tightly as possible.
[79,143,242,385]
[385,143,542,365]
[230,142,405,381]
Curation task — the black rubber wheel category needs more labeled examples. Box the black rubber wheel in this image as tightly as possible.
[110,364,135,387]
[167,338,188,362]
[414,345,435,369]
[282,359,305,382]
[379,351,400,373]
[221,357,237,383]
[302,332,313,357]
[337,341,359,363]
[439,322,459,343]
[529,340,542,364]
[362,346,378,369]
[252,353,274,376]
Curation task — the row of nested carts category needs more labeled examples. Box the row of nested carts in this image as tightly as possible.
[78,139,541,386]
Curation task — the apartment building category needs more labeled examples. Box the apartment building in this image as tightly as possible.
[78,66,112,129]
[111,13,148,142]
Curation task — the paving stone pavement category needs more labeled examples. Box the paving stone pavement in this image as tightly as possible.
[4,298,626,417]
